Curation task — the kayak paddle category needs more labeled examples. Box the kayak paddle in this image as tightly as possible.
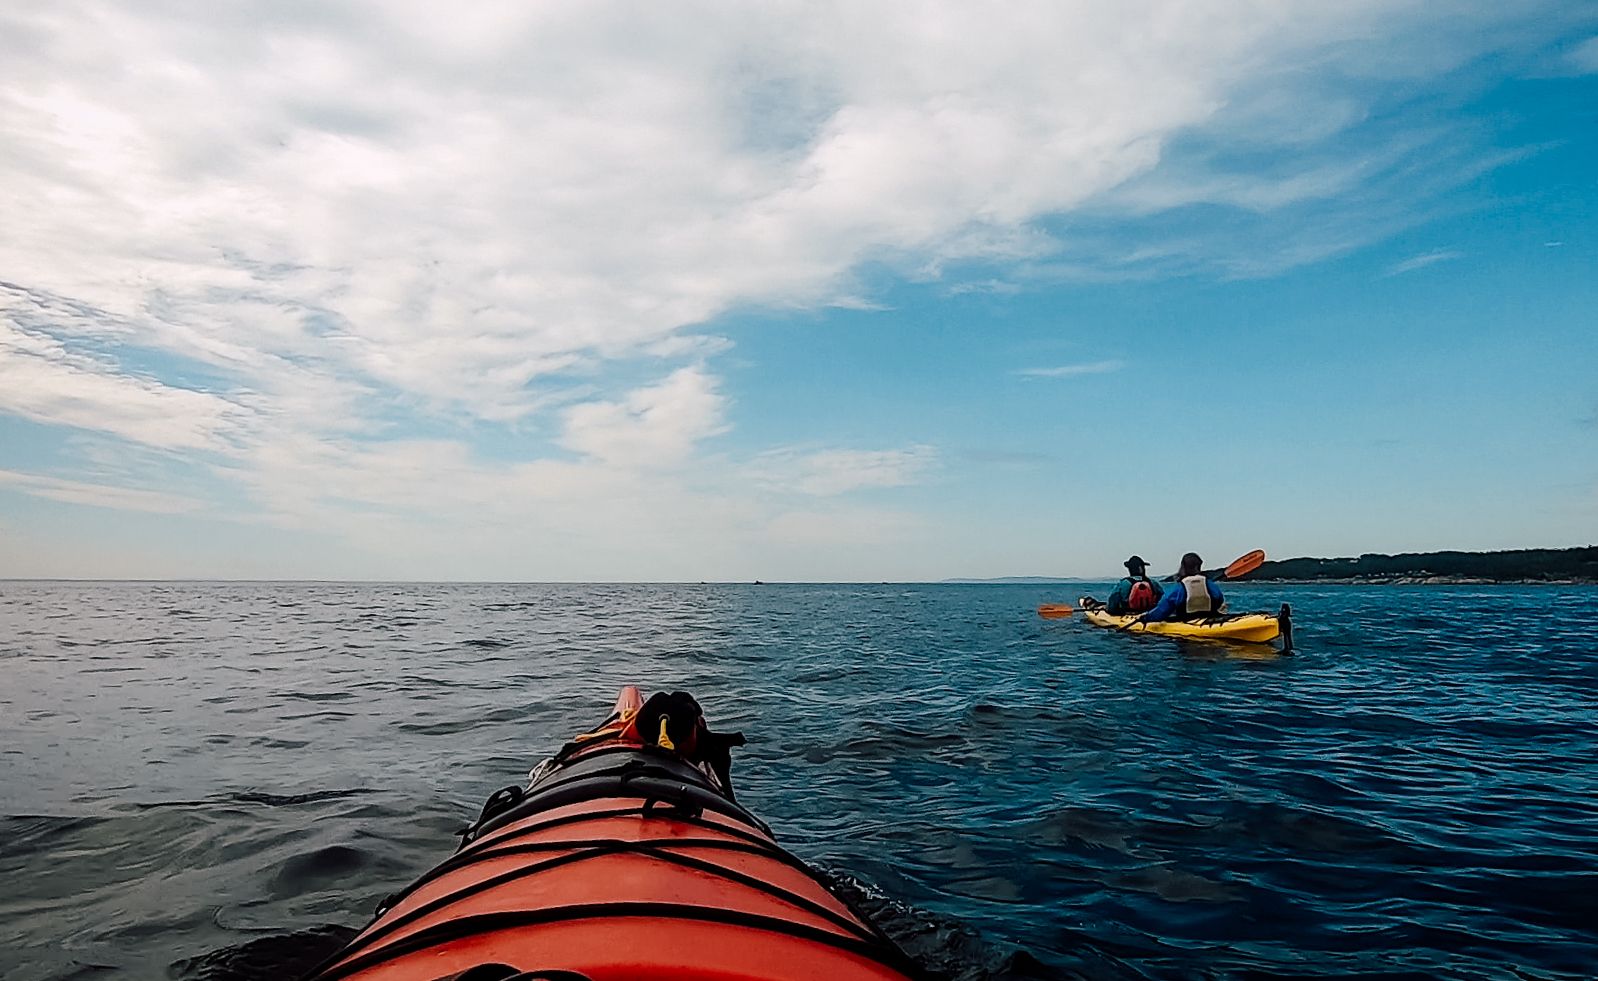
[1162,548,1268,582]
[1220,549,1266,580]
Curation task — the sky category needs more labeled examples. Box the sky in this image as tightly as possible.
[1,1,1596,582]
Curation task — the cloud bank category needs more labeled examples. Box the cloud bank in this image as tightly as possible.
[0,0,1587,576]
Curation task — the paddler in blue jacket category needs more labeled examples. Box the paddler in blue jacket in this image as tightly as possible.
[1134,552,1225,623]
[1106,555,1164,614]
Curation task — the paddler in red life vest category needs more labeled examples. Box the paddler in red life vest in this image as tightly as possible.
[1133,552,1226,623]
[1107,555,1164,614]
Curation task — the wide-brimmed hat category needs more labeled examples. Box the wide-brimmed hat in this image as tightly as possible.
[1124,555,1149,571]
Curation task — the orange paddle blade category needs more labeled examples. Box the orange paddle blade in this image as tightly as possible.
[1223,549,1266,580]
[1037,603,1075,619]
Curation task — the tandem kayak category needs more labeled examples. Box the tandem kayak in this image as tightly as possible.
[302,686,920,981]
[1076,598,1293,651]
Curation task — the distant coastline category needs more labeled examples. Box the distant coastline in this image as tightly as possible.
[1233,576,1591,585]
[952,546,1598,585]
[1237,546,1597,585]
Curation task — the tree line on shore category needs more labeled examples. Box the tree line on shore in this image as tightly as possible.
[1239,546,1598,582]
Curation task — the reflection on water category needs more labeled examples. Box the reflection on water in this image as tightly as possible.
[2,581,1595,980]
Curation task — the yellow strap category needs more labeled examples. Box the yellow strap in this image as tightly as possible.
[656,715,674,751]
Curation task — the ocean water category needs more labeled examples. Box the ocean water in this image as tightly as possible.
[1,581,1594,980]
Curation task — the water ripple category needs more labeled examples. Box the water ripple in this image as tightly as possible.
[1,581,1595,980]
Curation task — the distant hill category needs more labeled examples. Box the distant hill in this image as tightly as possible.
[1238,546,1598,583]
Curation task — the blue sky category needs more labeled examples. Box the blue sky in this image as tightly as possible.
[1,3,1595,581]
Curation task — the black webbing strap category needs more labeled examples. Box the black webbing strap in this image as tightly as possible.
[347,836,886,965]
[467,752,771,843]
[433,968,593,981]
[375,810,898,948]
[308,902,923,981]
[465,802,772,855]
[381,805,795,922]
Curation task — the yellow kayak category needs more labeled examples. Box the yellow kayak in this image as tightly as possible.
[1077,597,1293,649]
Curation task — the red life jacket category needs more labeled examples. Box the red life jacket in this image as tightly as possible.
[1128,579,1157,612]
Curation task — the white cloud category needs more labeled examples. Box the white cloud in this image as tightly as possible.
[1385,249,1463,277]
[1569,36,1598,73]
[1018,359,1126,378]
[753,445,938,496]
[642,334,734,360]
[558,366,728,468]
[1,1,1570,421]
[188,422,939,579]
[0,321,246,451]
[0,468,206,514]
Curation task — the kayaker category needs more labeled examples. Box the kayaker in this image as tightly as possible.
[1107,555,1164,614]
[1134,552,1225,623]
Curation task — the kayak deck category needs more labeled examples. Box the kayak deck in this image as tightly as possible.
[1077,599,1293,649]
[303,686,918,981]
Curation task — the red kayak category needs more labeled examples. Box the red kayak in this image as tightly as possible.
[302,686,919,981]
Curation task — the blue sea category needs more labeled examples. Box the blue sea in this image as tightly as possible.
[2,581,1594,980]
